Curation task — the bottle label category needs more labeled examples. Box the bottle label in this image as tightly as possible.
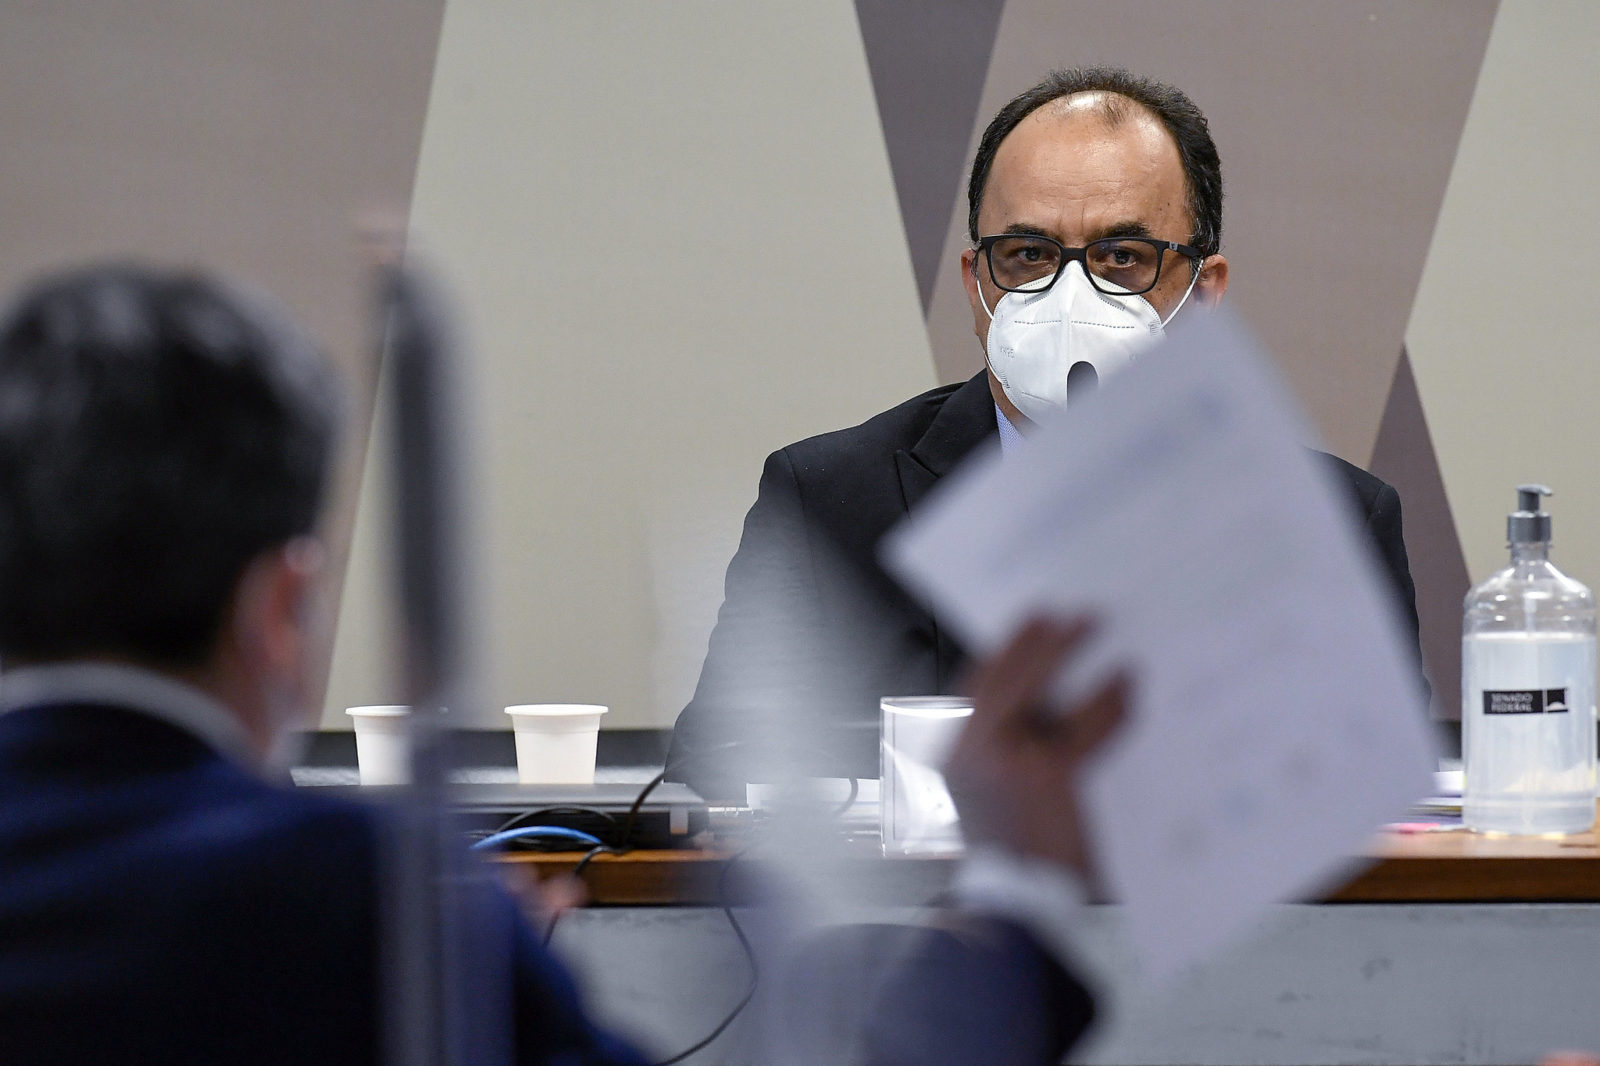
[1481,688,1571,715]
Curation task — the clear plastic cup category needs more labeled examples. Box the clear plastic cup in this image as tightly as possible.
[880,696,973,855]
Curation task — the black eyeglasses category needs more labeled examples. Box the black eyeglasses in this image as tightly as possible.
[975,234,1203,298]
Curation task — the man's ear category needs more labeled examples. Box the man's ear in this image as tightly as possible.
[228,538,324,683]
[959,247,990,346]
[1193,253,1229,307]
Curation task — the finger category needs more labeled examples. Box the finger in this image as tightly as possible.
[539,873,590,916]
[1542,1055,1600,1066]
[1060,672,1131,763]
[962,615,1094,725]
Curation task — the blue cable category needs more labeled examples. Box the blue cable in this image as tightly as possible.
[470,826,604,851]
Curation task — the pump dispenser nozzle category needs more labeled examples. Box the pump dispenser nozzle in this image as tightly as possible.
[1509,483,1554,545]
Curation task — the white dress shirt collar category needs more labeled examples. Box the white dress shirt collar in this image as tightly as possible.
[0,661,259,769]
[995,402,1026,457]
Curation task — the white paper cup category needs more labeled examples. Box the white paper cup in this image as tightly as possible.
[506,704,607,784]
[346,705,411,785]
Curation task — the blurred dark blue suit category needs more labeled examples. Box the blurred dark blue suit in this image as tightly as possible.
[0,701,647,1066]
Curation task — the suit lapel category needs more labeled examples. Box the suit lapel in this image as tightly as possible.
[892,370,997,689]
[893,370,998,513]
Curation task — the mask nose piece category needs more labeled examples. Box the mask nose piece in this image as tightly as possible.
[1066,360,1098,404]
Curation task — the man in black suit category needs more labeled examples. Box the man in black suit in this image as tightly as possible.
[667,67,1422,801]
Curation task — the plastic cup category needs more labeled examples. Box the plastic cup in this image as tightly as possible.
[346,705,411,785]
[506,704,608,784]
[880,697,974,855]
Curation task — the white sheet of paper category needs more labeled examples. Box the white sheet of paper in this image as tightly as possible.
[882,307,1435,983]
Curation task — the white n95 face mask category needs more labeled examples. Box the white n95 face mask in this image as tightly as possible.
[980,261,1193,422]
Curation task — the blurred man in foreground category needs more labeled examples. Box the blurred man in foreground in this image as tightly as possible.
[0,263,1123,1064]
[0,266,646,1064]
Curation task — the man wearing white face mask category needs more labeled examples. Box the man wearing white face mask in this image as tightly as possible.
[667,67,1422,802]
[960,77,1223,427]
[974,233,1199,418]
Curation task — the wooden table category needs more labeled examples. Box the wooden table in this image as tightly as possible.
[1326,813,1600,901]
[499,803,1600,906]
[505,809,1600,1064]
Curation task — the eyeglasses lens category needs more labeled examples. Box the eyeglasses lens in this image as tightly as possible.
[986,236,1164,296]
[986,236,1062,292]
[1085,239,1161,295]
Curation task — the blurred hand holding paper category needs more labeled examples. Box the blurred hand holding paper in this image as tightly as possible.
[881,307,1434,983]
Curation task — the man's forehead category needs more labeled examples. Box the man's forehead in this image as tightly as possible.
[981,94,1187,231]
[1047,89,1135,120]
[1020,90,1170,149]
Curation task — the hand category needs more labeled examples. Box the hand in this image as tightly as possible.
[943,617,1129,884]
[501,868,589,928]
[1542,1053,1600,1066]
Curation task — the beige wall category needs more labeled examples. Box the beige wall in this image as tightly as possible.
[323,1,936,727]
[1406,0,1600,588]
[0,0,445,707]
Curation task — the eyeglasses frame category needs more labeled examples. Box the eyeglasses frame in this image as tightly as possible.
[973,233,1206,298]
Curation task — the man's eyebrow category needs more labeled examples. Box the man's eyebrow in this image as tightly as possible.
[1092,220,1154,240]
[996,220,1157,243]
[999,222,1056,239]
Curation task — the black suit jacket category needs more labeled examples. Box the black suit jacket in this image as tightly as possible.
[667,371,1424,800]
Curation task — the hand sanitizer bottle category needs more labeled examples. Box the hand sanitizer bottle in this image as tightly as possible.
[1462,485,1597,835]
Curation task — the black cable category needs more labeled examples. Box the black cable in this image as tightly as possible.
[618,771,666,850]
[570,844,623,878]
[829,776,860,820]
[492,805,620,838]
[651,849,757,1066]
[541,844,622,947]
[542,754,855,1058]
[645,767,864,1063]
[539,769,666,946]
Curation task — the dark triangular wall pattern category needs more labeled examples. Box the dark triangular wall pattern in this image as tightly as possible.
[1369,347,1471,724]
[853,0,1005,314]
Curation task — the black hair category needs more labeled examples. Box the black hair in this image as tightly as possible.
[0,264,342,666]
[967,67,1223,257]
